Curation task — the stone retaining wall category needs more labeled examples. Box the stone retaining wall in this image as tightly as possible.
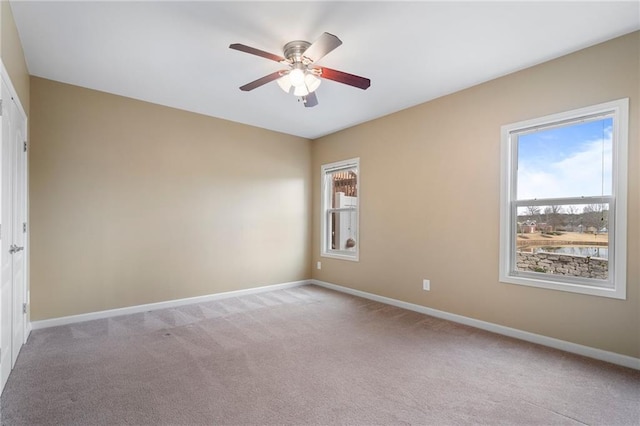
[516,251,608,280]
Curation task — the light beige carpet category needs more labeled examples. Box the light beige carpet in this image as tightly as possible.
[1,284,639,425]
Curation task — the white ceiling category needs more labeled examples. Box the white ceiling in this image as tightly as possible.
[11,1,640,139]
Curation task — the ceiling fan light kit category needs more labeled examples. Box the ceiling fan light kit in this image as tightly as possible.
[230,32,371,108]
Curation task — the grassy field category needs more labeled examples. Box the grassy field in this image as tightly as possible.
[516,231,608,246]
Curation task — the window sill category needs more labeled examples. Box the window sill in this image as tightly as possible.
[500,273,624,299]
[321,252,359,262]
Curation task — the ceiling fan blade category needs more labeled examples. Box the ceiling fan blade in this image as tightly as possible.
[229,43,286,63]
[302,32,342,63]
[304,92,318,108]
[239,71,283,91]
[319,67,371,90]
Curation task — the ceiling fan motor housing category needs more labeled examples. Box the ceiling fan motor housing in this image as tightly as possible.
[283,40,311,63]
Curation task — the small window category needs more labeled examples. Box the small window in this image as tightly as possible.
[321,158,359,261]
[500,99,628,299]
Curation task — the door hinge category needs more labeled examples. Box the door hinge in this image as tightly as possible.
[23,141,27,152]
[22,303,27,314]
[23,222,26,233]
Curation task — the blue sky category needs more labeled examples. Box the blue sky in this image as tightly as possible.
[517,117,612,200]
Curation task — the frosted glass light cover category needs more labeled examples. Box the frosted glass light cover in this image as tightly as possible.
[293,85,309,96]
[305,73,321,92]
[289,68,305,87]
[277,75,292,93]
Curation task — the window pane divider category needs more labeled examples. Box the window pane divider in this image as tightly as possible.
[327,207,357,213]
[515,196,612,207]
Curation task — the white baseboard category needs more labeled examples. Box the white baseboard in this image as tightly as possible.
[31,279,310,330]
[311,279,640,371]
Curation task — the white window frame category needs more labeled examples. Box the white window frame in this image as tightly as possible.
[321,158,360,261]
[499,99,628,299]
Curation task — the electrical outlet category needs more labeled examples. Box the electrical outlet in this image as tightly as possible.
[422,279,430,291]
[317,261,322,270]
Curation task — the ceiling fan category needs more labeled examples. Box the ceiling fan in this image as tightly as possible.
[229,32,370,108]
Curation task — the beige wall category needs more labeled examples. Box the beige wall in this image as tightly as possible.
[312,32,640,358]
[1,0,29,114]
[30,77,311,320]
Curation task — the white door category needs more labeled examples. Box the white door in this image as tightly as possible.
[0,77,27,392]
[0,79,14,390]
[11,94,26,366]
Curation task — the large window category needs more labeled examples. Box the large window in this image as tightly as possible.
[500,99,628,299]
[321,158,359,261]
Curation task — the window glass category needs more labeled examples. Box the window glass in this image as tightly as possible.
[500,99,627,299]
[321,159,359,261]
[517,118,613,200]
